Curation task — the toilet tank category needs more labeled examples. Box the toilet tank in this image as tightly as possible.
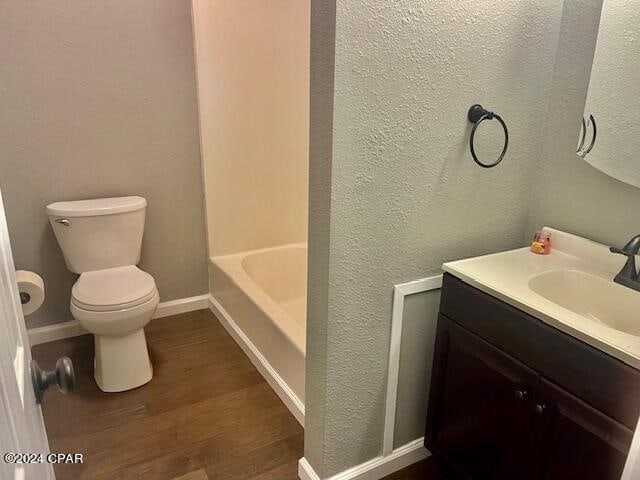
[46,196,147,274]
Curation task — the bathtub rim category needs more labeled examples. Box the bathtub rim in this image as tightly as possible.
[210,242,307,356]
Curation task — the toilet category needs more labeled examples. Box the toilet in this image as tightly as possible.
[46,196,158,392]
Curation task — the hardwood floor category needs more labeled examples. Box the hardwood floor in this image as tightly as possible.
[32,309,302,480]
[32,308,443,479]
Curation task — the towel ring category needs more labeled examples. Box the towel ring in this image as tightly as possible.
[468,104,509,168]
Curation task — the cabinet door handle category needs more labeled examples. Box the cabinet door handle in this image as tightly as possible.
[580,114,597,158]
[576,116,587,153]
[534,403,546,415]
[514,389,529,401]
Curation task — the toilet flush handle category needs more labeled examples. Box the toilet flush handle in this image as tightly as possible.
[55,218,71,227]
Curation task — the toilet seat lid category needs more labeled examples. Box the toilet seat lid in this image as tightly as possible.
[72,266,157,311]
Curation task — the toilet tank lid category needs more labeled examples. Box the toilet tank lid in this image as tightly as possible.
[46,196,147,217]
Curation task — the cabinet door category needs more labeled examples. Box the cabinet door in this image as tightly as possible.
[425,315,539,479]
[527,378,633,480]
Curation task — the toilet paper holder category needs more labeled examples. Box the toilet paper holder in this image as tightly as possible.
[20,291,31,305]
[16,270,45,316]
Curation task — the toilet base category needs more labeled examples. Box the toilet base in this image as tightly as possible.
[94,329,153,392]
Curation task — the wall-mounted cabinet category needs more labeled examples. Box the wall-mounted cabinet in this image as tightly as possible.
[426,274,640,479]
[577,0,640,188]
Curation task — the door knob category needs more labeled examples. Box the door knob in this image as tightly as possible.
[514,389,529,401]
[534,403,547,415]
[30,357,75,404]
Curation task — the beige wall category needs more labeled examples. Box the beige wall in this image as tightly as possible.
[192,0,310,257]
[305,0,564,476]
[0,0,209,328]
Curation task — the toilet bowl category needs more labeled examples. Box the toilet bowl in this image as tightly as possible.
[70,265,158,392]
[46,196,158,393]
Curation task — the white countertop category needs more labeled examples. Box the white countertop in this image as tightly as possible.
[443,227,640,369]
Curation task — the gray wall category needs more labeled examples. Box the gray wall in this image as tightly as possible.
[527,0,640,247]
[0,1,209,328]
[305,0,564,476]
[305,0,336,473]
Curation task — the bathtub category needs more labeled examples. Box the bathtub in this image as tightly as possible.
[210,243,306,420]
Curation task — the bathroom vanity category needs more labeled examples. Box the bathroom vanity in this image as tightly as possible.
[425,228,640,479]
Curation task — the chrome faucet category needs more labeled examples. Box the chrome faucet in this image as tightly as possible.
[610,234,640,292]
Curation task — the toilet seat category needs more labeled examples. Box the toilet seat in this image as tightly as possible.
[72,265,157,312]
[71,291,159,337]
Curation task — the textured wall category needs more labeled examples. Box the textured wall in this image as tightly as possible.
[306,0,563,475]
[192,0,310,257]
[528,0,640,247]
[304,0,336,476]
[0,1,209,328]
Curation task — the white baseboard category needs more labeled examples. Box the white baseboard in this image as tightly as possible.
[27,320,86,346]
[27,294,210,346]
[298,275,439,480]
[298,438,429,480]
[208,295,305,427]
[153,294,210,319]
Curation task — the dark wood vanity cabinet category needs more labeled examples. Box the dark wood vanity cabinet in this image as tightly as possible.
[426,315,538,479]
[527,379,631,480]
[425,274,640,480]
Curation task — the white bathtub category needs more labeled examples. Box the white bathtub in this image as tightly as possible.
[210,243,307,415]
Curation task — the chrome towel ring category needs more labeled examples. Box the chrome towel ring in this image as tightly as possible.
[467,104,509,168]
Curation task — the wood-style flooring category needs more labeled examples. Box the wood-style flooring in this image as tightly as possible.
[32,308,443,479]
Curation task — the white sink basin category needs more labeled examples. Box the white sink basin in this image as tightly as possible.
[443,227,640,369]
[528,270,640,337]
